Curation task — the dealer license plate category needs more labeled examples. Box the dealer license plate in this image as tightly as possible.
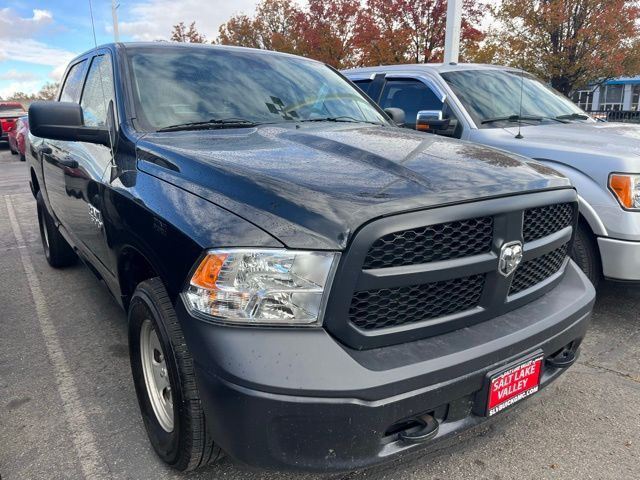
[487,356,543,416]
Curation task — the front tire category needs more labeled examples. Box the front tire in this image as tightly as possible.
[128,278,221,471]
[36,191,77,268]
[570,221,601,287]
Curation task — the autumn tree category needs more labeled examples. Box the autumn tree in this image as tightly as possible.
[478,0,640,94]
[171,21,207,43]
[356,0,484,65]
[218,0,302,53]
[297,0,363,68]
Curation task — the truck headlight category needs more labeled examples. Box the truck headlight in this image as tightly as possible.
[609,174,640,210]
[184,249,340,326]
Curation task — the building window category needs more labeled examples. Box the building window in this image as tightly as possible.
[631,85,640,111]
[601,84,624,111]
[572,90,593,111]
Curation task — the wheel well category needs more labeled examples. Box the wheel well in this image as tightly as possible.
[118,247,159,310]
[30,168,40,197]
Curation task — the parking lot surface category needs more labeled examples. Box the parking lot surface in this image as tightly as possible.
[1,146,638,480]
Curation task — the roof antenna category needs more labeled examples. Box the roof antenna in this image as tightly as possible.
[515,58,525,139]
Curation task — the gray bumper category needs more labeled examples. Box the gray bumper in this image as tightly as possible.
[598,237,640,281]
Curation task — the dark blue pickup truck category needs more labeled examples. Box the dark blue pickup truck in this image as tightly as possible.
[27,42,594,472]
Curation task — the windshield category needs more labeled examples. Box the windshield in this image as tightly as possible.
[441,69,593,128]
[127,46,387,131]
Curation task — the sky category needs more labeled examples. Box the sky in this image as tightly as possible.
[0,0,267,98]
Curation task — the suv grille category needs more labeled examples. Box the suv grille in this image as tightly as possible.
[349,275,485,330]
[363,217,493,269]
[523,203,574,242]
[509,244,569,295]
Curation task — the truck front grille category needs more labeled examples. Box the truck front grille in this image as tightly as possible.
[349,274,484,330]
[363,217,493,269]
[509,244,569,295]
[325,192,578,349]
[523,203,574,242]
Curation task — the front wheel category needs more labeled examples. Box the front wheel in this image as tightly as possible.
[128,278,222,471]
[570,221,601,288]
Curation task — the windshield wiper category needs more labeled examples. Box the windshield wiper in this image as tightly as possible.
[481,115,544,125]
[555,113,590,121]
[298,116,382,125]
[157,118,258,132]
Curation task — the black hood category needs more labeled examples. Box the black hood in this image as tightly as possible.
[136,123,571,249]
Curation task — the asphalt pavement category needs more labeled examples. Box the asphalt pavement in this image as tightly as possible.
[0,146,638,480]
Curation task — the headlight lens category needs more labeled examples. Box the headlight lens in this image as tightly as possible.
[609,174,640,210]
[184,249,340,326]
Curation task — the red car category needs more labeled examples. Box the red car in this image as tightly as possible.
[8,115,29,161]
[1,101,26,149]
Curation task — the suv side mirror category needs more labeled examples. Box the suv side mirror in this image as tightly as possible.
[416,110,450,133]
[29,101,110,147]
[384,107,405,127]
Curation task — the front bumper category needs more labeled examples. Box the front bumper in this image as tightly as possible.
[598,237,640,281]
[178,261,594,472]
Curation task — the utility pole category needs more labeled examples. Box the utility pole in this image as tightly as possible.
[112,0,120,42]
[443,0,462,64]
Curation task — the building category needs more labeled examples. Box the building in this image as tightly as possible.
[572,77,640,112]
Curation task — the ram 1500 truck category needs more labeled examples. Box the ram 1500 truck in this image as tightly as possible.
[344,63,640,287]
[27,43,594,473]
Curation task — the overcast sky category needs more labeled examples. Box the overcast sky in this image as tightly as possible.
[0,0,269,98]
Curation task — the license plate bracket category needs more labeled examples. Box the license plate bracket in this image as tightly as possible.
[476,352,544,417]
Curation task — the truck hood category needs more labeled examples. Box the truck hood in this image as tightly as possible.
[479,121,640,162]
[136,123,571,250]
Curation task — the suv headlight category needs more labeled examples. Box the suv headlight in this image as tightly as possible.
[609,174,640,210]
[184,249,340,326]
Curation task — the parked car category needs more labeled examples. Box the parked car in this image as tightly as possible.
[0,101,26,146]
[8,115,29,161]
[28,43,594,473]
[343,64,640,286]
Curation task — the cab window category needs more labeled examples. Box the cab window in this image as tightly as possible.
[59,60,87,103]
[353,80,372,95]
[380,79,444,128]
[81,54,115,127]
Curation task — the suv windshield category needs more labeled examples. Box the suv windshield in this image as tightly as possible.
[441,69,593,128]
[127,45,387,131]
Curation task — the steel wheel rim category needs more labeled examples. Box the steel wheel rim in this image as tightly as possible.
[140,319,174,432]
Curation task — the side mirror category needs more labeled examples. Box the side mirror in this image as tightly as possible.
[416,110,450,133]
[384,107,405,127]
[29,101,110,146]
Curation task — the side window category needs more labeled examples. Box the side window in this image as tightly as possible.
[59,60,87,103]
[81,54,115,127]
[354,80,371,95]
[380,79,444,129]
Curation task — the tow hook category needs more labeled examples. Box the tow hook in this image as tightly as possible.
[398,415,439,444]
[546,348,577,369]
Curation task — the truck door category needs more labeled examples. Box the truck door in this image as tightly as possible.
[67,52,117,273]
[41,58,88,236]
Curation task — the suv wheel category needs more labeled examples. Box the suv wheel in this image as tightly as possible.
[128,278,222,471]
[36,191,77,267]
[570,221,601,288]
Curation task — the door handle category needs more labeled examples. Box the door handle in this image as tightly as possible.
[58,158,79,169]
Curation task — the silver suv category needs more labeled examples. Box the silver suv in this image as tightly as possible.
[344,64,640,286]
